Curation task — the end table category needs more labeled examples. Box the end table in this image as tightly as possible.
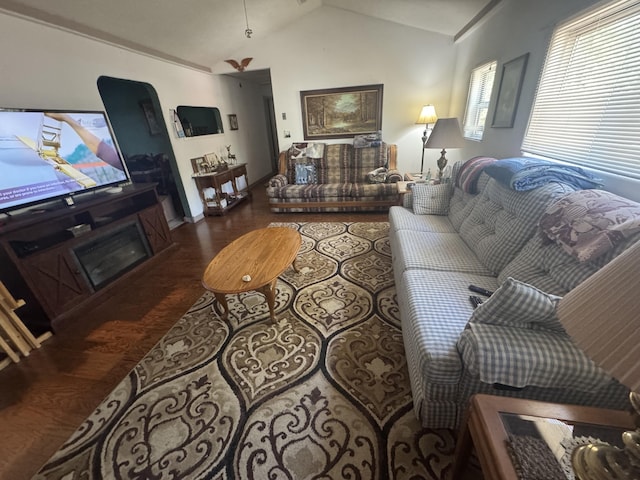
[452,394,634,479]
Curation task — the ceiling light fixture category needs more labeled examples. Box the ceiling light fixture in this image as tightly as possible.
[242,0,252,38]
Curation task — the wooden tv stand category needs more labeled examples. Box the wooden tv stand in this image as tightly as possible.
[0,184,173,331]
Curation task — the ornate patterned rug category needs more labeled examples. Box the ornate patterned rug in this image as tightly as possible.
[34,222,457,480]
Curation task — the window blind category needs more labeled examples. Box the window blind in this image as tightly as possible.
[522,0,640,179]
[463,61,497,141]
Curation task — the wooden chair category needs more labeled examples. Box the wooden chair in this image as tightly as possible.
[0,282,52,370]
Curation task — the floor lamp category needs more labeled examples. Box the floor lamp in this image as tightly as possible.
[415,105,437,177]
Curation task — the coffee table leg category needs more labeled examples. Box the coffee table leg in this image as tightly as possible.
[213,293,229,320]
[292,257,299,273]
[257,279,278,323]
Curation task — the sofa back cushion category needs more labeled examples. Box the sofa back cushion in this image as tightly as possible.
[499,230,640,296]
[448,173,491,230]
[315,143,352,183]
[283,142,388,185]
[457,178,576,275]
[284,142,326,184]
[347,142,388,183]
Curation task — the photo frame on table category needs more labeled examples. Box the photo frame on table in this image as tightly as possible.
[492,53,529,128]
[300,84,383,140]
[228,114,239,130]
[139,99,162,135]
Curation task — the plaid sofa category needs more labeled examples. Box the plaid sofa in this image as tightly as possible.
[389,163,636,429]
[266,143,402,212]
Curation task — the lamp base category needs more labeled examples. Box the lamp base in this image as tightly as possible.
[572,442,640,479]
[436,148,448,180]
[571,392,640,479]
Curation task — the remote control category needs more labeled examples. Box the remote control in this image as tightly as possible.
[468,285,494,297]
[469,295,483,309]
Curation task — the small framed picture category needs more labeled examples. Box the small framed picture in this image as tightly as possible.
[190,156,207,175]
[228,114,239,130]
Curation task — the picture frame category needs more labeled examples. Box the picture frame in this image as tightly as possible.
[228,114,238,130]
[190,156,208,175]
[491,53,529,128]
[300,84,383,139]
[139,99,162,135]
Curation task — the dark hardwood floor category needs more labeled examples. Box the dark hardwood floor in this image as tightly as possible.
[0,186,388,480]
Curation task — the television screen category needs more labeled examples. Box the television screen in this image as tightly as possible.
[0,109,129,213]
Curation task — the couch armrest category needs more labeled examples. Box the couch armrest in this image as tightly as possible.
[268,174,289,188]
[457,323,611,391]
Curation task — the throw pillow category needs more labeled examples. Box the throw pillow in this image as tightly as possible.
[469,277,563,332]
[412,183,452,215]
[539,189,640,262]
[366,166,387,183]
[295,163,317,185]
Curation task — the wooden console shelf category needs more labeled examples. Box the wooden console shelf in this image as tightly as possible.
[0,184,173,331]
[192,164,251,216]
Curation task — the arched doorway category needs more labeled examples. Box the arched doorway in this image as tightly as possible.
[97,76,189,228]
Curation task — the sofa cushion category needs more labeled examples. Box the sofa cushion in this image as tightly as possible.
[266,183,352,200]
[497,233,599,295]
[397,269,499,426]
[539,189,640,262]
[389,206,457,234]
[316,144,352,183]
[350,182,397,198]
[412,183,453,215]
[391,230,493,275]
[469,277,563,332]
[399,269,499,387]
[447,173,491,231]
[457,178,575,275]
[348,142,388,183]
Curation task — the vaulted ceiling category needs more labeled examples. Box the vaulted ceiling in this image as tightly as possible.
[0,0,494,72]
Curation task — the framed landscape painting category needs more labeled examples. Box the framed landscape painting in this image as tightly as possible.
[300,84,383,139]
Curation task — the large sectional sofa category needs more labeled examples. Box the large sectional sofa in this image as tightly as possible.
[389,157,640,429]
[267,142,402,212]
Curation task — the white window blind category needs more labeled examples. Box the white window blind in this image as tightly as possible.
[463,61,497,141]
[522,0,640,179]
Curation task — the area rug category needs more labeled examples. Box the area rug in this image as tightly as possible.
[34,222,456,480]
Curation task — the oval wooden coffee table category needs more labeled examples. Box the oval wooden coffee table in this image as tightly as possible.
[202,227,301,323]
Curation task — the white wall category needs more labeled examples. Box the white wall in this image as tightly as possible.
[0,13,267,219]
[214,6,460,175]
[449,0,640,201]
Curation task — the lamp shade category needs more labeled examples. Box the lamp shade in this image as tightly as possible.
[425,118,464,149]
[416,105,438,125]
[556,239,640,392]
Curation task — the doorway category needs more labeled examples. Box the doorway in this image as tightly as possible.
[223,68,279,176]
[97,76,189,228]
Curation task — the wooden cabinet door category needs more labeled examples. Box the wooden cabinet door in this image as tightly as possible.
[139,206,172,254]
[22,248,91,318]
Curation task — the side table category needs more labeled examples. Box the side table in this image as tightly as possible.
[452,394,634,480]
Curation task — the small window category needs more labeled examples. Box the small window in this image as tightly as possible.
[522,0,640,179]
[463,61,497,141]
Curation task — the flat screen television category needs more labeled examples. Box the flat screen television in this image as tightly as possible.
[0,109,129,214]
